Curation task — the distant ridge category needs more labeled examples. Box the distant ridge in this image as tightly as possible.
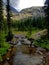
[10,6,18,13]
[3,3,45,20]
[3,2,18,13]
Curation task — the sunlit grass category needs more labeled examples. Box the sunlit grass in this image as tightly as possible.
[12,28,41,38]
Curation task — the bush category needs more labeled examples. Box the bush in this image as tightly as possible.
[34,38,49,50]
[0,42,10,61]
[46,44,49,50]
[1,42,10,49]
[0,48,7,55]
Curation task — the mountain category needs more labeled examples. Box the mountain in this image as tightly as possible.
[10,6,18,13]
[20,7,44,17]
[10,6,45,20]
[3,6,45,20]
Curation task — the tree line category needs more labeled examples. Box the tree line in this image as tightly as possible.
[12,16,46,31]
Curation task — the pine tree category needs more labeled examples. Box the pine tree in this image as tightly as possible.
[6,0,13,41]
[0,0,4,47]
[44,0,49,37]
[0,0,3,30]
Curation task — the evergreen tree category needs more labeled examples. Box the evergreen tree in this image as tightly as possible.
[0,0,3,30]
[6,0,13,41]
[0,0,4,47]
[44,0,49,37]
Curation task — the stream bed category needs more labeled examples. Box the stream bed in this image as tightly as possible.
[13,43,43,65]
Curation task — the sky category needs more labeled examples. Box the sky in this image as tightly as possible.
[3,0,46,12]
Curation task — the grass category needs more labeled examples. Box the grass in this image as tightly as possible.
[0,42,10,61]
[0,48,7,55]
[12,28,41,38]
[34,38,49,50]
[1,42,10,49]
[0,54,2,61]
[0,31,11,61]
[27,29,41,38]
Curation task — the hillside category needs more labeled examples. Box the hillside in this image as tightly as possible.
[3,6,45,20]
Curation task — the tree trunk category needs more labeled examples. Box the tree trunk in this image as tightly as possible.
[6,0,13,41]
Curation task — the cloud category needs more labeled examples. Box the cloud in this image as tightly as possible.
[3,0,45,12]
[17,0,45,11]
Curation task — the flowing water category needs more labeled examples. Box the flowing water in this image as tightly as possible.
[13,41,43,65]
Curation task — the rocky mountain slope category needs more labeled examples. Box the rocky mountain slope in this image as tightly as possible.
[3,6,45,20]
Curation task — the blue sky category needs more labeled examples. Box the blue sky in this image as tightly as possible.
[3,0,46,12]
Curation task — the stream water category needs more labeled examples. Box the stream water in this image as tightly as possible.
[13,41,43,65]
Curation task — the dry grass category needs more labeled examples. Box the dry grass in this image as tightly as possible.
[12,29,41,39]
[12,31,27,36]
